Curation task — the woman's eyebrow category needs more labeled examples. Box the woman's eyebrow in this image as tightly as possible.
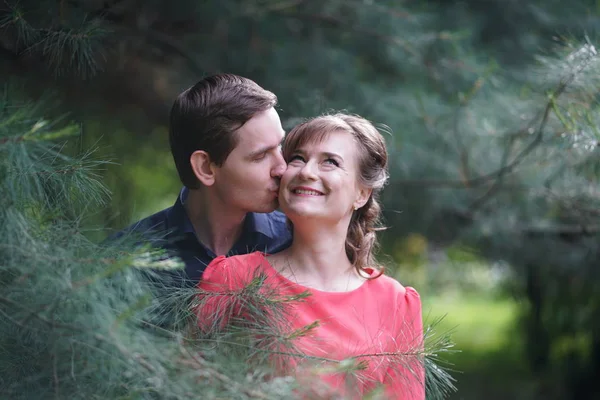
[289,149,342,159]
[322,151,342,159]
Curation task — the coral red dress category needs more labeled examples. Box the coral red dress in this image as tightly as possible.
[197,252,424,400]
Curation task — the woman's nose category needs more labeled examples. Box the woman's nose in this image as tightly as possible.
[298,161,318,180]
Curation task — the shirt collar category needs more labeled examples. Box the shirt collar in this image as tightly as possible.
[166,187,196,234]
[243,211,277,239]
[167,187,277,238]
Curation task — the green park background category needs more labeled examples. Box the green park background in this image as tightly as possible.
[1,0,600,399]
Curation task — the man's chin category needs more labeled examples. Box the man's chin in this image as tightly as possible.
[253,200,278,214]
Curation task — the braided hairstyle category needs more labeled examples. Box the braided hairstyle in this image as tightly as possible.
[282,113,389,278]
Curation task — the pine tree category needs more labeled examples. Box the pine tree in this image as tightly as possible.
[10,0,598,398]
[0,1,458,398]
[383,36,600,398]
[0,88,456,398]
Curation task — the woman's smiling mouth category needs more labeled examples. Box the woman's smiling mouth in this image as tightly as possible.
[291,186,324,196]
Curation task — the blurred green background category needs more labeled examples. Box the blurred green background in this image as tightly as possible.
[2,0,600,398]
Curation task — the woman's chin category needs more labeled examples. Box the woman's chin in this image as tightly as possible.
[282,206,319,220]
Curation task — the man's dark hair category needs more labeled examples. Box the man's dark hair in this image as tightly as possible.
[169,74,278,189]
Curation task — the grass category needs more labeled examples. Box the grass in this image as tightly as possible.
[423,293,536,400]
[423,292,518,353]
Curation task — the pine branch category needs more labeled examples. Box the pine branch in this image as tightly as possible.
[59,1,208,76]
[0,134,24,144]
[0,2,111,77]
[395,103,584,191]
[0,294,84,332]
[177,348,272,399]
[466,44,599,210]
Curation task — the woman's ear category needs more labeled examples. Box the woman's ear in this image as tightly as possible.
[190,150,216,186]
[353,187,372,211]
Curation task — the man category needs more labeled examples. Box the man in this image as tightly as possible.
[115,74,292,288]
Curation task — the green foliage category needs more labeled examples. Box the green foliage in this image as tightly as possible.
[1,1,108,78]
[0,92,296,399]
[0,87,456,398]
[2,0,600,398]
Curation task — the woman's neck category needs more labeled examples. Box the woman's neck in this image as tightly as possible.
[271,220,365,292]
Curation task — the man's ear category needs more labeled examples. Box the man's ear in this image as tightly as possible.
[190,150,216,186]
[353,187,372,211]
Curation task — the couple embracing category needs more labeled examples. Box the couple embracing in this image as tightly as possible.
[119,74,424,399]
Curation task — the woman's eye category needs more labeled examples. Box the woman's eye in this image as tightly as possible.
[289,155,305,163]
[324,158,339,166]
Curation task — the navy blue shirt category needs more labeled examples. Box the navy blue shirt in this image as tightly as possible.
[113,188,292,288]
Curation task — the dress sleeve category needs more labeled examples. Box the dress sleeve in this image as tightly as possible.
[195,253,269,333]
[385,286,425,400]
[195,255,244,332]
[198,255,238,291]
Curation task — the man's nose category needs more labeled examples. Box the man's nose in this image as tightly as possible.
[271,152,287,178]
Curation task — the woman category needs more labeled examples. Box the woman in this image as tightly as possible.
[197,113,424,399]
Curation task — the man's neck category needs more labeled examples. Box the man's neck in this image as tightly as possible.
[184,188,247,256]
